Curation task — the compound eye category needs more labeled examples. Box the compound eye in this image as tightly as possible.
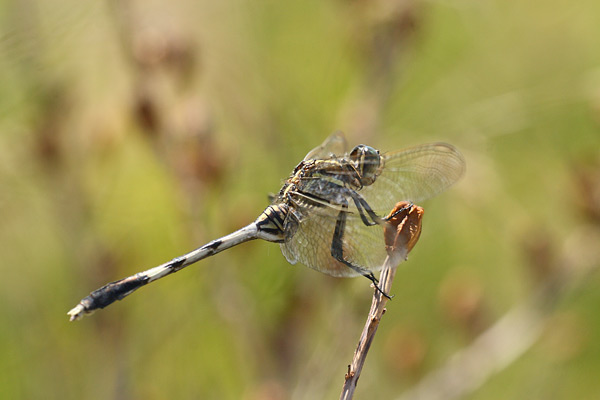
[350,145,380,185]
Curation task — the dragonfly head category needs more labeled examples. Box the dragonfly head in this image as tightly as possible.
[350,145,381,186]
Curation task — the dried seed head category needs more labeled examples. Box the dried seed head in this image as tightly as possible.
[384,202,424,265]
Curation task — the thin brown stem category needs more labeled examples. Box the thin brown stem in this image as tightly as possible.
[340,202,424,400]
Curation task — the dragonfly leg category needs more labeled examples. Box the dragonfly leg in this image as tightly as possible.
[384,201,414,221]
[347,189,381,227]
[287,186,380,227]
[330,205,391,299]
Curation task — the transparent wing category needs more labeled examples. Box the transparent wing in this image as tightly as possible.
[280,201,392,277]
[359,142,466,215]
[280,140,465,277]
[303,131,348,161]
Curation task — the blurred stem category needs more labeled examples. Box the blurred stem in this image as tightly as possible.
[337,0,420,140]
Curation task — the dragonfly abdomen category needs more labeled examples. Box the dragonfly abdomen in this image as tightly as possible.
[255,204,288,243]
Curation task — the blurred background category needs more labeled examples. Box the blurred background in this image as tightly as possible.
[1,0,599,399]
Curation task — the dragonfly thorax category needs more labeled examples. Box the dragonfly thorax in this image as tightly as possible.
[278,158,363,201]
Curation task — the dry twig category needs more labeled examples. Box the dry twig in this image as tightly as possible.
[341,202,424,400]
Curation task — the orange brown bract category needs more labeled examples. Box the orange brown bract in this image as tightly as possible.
[384,202,424,264]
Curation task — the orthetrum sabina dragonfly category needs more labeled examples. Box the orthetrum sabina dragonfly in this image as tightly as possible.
[68,132,465,321]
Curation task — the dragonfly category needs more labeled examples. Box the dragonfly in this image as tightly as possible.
[68,132,465,321]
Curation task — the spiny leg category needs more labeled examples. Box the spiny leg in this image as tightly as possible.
[384,201,414,221]
[347,189,381,227]
[330,204,391,299]
[289,186,381,228]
